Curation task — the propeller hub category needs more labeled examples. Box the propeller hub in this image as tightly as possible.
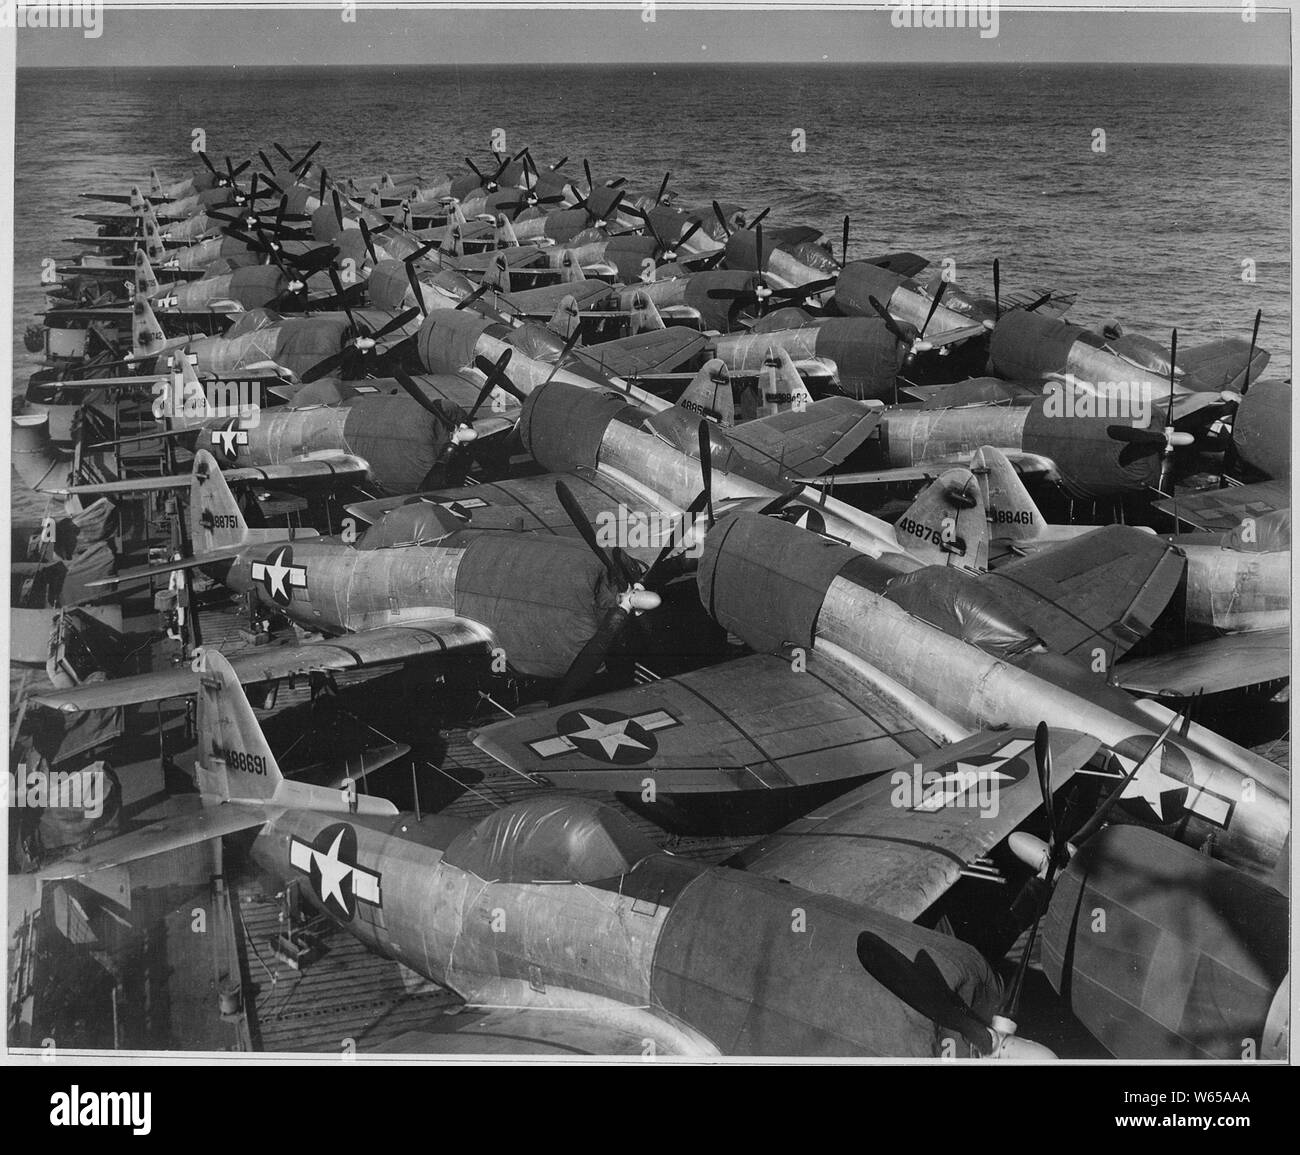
[621,588,662,615]
[452,425,478,445]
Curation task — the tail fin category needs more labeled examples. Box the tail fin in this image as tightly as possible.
[629,290,665,333]
[134,247,160,299]
[757,345,812,418]
[190,449,285,550]
[971,445,1044,543]
[495,212,519,248]
[141,203,167,263]
[195,648,397,814]
[678,359,735,427]
[549,293,581,340]
[896,467,989,572]
[150,168,164,197]
[483,251,512,295]
[441,223,464,260]
[195,648,285,802]
[129,185,148,215]
[131,273,168,362]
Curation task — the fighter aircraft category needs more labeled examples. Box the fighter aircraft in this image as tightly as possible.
[474,506,1285,880]
[34,645,1074,1057]
[31,447,674,705]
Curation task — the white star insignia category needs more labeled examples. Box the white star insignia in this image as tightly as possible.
[569,713,650,759]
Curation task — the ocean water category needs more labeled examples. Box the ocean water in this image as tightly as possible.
[10,62,1291,382]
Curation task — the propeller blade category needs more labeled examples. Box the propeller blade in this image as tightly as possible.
[1107,424,1167,447]
[712,200,732,238]
[867,294,912,347]
[292,141,322,176]
[371,306,419,341]
[698,421,715,528]
[394,368,457,422]
[841,215,850,267]
[473,350,526,402]
[993,258,1001,320]
[1242,308,1263,395]
[198,151,219,176]
[1023,291,1053,313]
[556,479,618,583]
[359,219,378,263]
[327,265,359,329]
[655,171,671,205]
[454,281,491,311]
[748,206,771,229]
[1073,714,1184,848]
[332,189,344,229]
[677,218,703,250]
[551,604,631,706]
[1033,722,1060,864]
[257,150,276,176]
[300,350,344,384]
[855,933,991,1054]
[542,324,582,386]
[918,279,948,340]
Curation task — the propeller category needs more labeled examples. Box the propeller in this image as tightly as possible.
[273,140,322,179]
[707,224,836,317]
[300,293,419,383]
[992,258,1001,321]
[1106,329,1191,491]
[1003,715,1184,1027]
[401,241,438,317]
[868,293,930,360]
[855,932,1053,1059]
[841,215,850,268]
[550,479,665,705]
[393,355,522,484]
[631,208,703,263]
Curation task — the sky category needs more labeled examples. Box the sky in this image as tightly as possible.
[8,2,1293,67]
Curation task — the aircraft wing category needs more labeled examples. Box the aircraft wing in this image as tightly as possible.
[29,618,497,712]
[496,279,612,314]
[40,306,135,323]
[370,1005,713,1056]
[734,727,1101,921]
[725,397,882,478]
[37,799,270,883]
[1152,480,1289,532]
[801,451,1056,488]
[472,650,946,793]
[984,524,1186,667]
[1114,629,1290,696]
[569,327,708,379]
[58,454,373,496]
[921,321,991,350]
[345,472,681,568]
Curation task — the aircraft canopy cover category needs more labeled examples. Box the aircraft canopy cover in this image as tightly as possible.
[831,261,904,317]
[883,567,1040,659]
[357,501,466,549]
[1043,824,1288,1060]
[340,395,460,493]
[443,797,656,883]
[697,512,858,655]
[1227,508,1291,552]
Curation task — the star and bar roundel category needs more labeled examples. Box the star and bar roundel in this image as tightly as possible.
[210,418,248,459]
[1077,734,1235,829]
[910,737,1033,812]
[289,823,382,921]
[251,545,307,606]
[527,707,682,765]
